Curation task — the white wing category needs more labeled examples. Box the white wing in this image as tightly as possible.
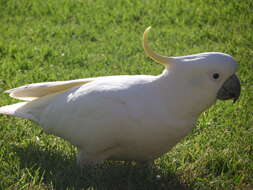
[4,77,107,101]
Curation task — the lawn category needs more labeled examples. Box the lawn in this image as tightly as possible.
[0,0,252,189]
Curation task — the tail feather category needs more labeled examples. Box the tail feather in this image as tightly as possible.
[0,102,37,122]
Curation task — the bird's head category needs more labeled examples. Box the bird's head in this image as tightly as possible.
[143,26,241,106]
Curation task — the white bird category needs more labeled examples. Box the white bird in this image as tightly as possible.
[0,27,241,167]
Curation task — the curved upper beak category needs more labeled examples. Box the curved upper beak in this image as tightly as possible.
[217,74,241,103]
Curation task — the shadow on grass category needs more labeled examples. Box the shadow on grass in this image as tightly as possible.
[13,144,191,190]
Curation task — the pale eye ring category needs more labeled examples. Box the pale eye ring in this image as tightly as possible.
[212,73,220,80]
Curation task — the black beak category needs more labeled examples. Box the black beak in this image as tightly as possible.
[217,74,241,103]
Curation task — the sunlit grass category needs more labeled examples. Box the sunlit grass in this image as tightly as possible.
[0,0,252,189]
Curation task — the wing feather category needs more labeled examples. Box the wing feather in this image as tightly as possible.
[5,78,98,101]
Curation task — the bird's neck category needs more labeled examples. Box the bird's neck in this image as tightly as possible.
[155,69,217,119]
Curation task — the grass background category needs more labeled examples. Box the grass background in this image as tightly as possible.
[0,0,252,189]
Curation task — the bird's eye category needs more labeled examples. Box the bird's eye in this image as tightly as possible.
[212,73,220,80]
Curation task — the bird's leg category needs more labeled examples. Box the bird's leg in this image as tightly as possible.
[125,160,134,168]
[126,161,135,188]
[76,150,105,174]
[126,160,154,188]
[136,160,154,170]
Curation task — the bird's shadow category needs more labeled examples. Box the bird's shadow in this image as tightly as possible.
[13,144,191,190]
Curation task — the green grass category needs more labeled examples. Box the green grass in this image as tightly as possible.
[0,0,252,189]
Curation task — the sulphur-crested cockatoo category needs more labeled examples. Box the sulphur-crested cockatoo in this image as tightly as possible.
[0,27,241,166]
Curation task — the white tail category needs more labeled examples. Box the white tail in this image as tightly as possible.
[0,102,37,122]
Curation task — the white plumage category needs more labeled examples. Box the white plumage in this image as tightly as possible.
[0,27,240,166]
